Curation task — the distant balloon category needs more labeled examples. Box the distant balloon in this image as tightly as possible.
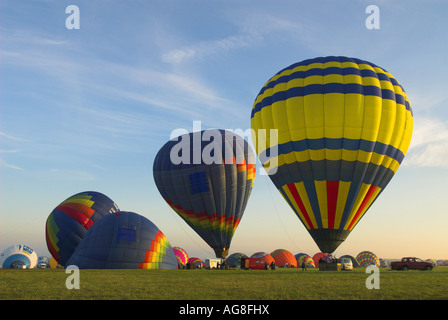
[0,244,38,269]
[37,256,50,268]
[425,259,437,267]
[296,254,315,268]
[379,258,389,268]
[188,257,205,268]
[251,56,413,253]
[270,249,297,267]
[356,251,380,267]
[173,247,189,267]
[227,252,248,268]
[312,252,330,267]
[153,129,256,258]
[66,211,178,269]
[46,191,119,266]
[251,252,269,258]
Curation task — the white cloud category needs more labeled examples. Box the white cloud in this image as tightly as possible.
[405,117,448,169]
[161,13,302,64]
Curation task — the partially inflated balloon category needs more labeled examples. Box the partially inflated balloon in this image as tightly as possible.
[270,249,297,267]
[356,251,380,267]
[227,252,247,268]
[251,56,413,253]
[296,254,315,268]
[173,247,189,267]
[66,211,178,269]
[45,191,119,266]
[153,130,256,258]
[0,244,37,269]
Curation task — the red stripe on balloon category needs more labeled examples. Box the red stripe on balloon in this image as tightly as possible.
[326,180,339,229]
[287,183,314,229]
[348,185,377,230]
[57,204,94,229]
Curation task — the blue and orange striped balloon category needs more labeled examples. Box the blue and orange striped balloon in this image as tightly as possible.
[45,191,119,266]
[251,56,413,253]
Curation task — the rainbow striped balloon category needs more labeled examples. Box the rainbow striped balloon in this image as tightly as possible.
[45,191,119,266]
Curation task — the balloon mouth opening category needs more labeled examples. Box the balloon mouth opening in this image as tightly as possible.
[213,247,230,259]
[308,229,351,254]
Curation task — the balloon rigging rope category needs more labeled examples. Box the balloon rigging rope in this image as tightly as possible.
[169,210,213,257]
[263,173,301,253]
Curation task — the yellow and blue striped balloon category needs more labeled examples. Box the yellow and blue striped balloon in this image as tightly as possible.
[251,56,413,253]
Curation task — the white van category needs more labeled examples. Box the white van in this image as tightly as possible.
[341,258,353,270]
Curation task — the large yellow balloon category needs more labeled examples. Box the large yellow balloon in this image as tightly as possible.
[251,56,413,253]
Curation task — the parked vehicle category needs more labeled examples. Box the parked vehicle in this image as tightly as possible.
[390,257,433,271]
[341,258,353,270]
[241,255,275,270]
[204,259,221,269]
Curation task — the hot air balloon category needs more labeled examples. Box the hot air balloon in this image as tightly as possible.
[153,129,256,258]
[251,56,413,253]
[312,252,330,267]
[227,252,247,268]
[0,244,38,269]
[46,191,119,266]
[37,256,50,268]
[66,211,178,269]
[188,257,205,268]
[296,254,315,268]
[251,252,269,258]
[173,247,189,268]
[356,251,380,267]
[49,256,63,269]
[270,249,297,267]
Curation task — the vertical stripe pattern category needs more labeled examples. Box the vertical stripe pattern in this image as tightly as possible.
[251,56,413,253]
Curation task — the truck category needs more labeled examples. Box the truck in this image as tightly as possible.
[390,257,433,271]
[241,255,276,270]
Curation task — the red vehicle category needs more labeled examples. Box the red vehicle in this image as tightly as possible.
[241,255,275,270]
[390,257,433,271]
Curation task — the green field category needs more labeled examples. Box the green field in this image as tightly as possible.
[1,267,447,300]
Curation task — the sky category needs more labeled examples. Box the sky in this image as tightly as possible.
[0,0,447,262]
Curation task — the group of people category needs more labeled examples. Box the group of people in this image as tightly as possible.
[264,261,276,270]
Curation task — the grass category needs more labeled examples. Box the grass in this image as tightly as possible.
[1,267,447,300]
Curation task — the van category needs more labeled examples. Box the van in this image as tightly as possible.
[341,258,353,270]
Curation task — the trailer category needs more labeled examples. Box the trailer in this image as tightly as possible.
[204,258,221,269]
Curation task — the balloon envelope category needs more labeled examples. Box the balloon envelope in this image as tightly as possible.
[227,252,247,268]
[173,247,189,267]
[251,56,413,253]
[0,244,38,269]
[296,254,315,268]
[46,191,119,266]
[188,257,205,268]
[270,249,297,267]
[66,211,178,269]
[356,251,380,267]
[153,129,256,258]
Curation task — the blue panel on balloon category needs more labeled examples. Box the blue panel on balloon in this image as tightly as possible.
[189,171,208,194]
[117,227,136,242]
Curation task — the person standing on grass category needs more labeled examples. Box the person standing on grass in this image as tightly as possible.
[301,261,307,271]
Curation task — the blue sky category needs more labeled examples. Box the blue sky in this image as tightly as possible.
[1,0,447,261]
